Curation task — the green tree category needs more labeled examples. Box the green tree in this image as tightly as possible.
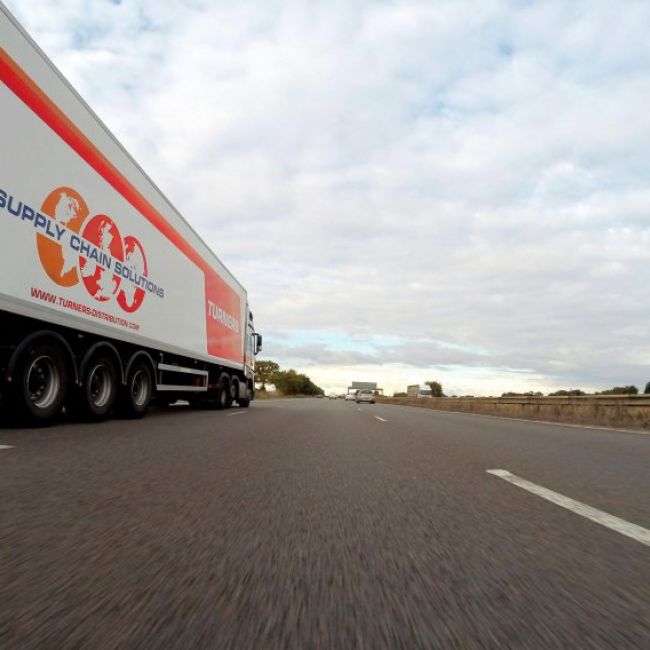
[425,381,445,397]
[255,360,280,390]
[273,369,323,396]
[644,382,650,395]
[393,392,407,398]
[595,385,638,395]
[548,389,586,396]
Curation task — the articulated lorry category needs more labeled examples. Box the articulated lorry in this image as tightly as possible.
[0,4,262,424]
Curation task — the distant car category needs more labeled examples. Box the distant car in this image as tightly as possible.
[356,389,375,404]
[315,394,324,398]
[344,392,357,401]
[328,393,338,400]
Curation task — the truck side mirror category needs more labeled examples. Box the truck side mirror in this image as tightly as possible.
[254,333,263,355]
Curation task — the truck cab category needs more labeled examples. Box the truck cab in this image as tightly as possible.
[243,308,262,404]
[407,385,433,398]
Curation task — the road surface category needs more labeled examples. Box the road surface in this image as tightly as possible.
[1,399,649,648]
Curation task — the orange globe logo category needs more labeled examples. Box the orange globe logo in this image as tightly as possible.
[37,187,88,287]
[36,186,150,314]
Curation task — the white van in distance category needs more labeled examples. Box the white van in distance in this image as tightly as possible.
[406,385,433,398]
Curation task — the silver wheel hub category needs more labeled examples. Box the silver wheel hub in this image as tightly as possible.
[88,364,112,408]
[131,369,149,407]
[27,355,60,409]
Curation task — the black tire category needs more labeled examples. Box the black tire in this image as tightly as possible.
[10,342,68,425]
[215,374,231,410]
[239,384,252,408]
[119,361,153,418]
[69,355,118,421]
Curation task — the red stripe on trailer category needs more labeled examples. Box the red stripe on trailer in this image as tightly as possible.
[0,47,242,362]
[0,47,209,273]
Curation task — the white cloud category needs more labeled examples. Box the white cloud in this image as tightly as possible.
[7,0,650,394]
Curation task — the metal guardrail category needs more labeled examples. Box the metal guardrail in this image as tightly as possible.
[382,394,650,403]
[378,395,650,429]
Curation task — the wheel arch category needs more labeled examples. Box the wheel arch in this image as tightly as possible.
[7,330,78,385]
[79,341,124,384]
[124,350,156,387]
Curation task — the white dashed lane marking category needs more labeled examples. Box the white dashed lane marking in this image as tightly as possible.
[374,416,388,422]
[0,445,14,450]
[227,411,247,417]
[487,469,650,548]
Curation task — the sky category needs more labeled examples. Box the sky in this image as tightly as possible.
[6,0,650,396]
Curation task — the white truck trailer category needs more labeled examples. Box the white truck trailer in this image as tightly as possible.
[0,4,262,423]
[406,385,432,398]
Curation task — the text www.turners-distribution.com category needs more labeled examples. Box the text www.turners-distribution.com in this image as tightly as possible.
[31,287,140,331]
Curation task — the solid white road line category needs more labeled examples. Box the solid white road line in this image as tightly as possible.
[487,469,650,548]
[226,411,247,417]
[0,445,14,450]
[374,416,388,422]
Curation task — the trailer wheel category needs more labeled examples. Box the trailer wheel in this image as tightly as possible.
[70,355,118,420]
[10,342,68,424]
[119,361,153,418]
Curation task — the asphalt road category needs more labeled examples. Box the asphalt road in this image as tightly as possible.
[1,399,648,649]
